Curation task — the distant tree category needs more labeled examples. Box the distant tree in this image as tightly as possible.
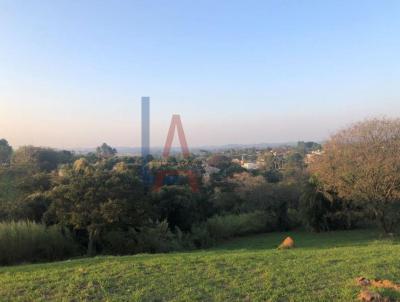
[0,139,13,165]
[144,154,154,163]
[83,152,99,163]
[223,163,245,177]
[264,169,282,183]
[207,155,232,170]
[166,156,177,164]
[276,151,305,184]
[262,152,276,170]
[96,143,117,158]
[12,146,74,172]
[297,141,322,155]
[229,172,266,192]
[287,152,304,166]
[56,150,75,164]
[310,118,400,233]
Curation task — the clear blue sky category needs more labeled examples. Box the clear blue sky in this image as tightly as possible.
[1,1,399,148]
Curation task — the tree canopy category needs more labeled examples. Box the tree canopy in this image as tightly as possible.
[0,139,13,165]
[96,143,117,158]
[310,118,400,232]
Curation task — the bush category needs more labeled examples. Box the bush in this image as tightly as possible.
[190,224,215,248]
[102,221,189,255]
[207,211,274,239]
[101,228,138,255]
[134,221,180,253]
[191,211,275,247]
[0,221,78,265]
[299,180,365,232]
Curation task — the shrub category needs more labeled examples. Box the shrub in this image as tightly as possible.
[134,221,183,253]
[299,180,365,232]
[190,224,215,248]
[206,211,274,240]
[191,211,275,247]
[0,221,78,265]
[102,221,189,255]
[101,228,138,255]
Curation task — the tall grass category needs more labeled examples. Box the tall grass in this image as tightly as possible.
[0,221,78,265]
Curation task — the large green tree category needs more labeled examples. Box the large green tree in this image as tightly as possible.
[45,158,148,255]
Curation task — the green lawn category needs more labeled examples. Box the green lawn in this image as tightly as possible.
[0,230,399,301]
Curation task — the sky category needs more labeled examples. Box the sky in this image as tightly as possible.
[1,0,400,149]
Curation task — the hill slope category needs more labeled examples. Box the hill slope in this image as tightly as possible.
[0,230,399,301]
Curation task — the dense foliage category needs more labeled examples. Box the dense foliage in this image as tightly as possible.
[0,118,398,264]
[310,118,400,233]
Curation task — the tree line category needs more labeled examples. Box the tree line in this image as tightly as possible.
[0,117,399,265]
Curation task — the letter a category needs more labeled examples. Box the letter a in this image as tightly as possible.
[153,114,198,192]
[162,114,190,158]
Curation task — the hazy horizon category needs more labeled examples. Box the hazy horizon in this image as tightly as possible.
[1,1,400,149]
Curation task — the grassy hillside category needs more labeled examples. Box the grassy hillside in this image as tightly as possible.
[0,230,399,301]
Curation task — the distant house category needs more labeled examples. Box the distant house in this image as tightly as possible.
[241,162,259,170]
[305,150,324,164]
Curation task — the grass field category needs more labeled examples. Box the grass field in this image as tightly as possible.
[0,230,399,302]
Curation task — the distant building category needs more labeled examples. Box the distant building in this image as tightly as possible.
[305,150,324,164]
[241,162,259,170]
[232,158,241,164]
